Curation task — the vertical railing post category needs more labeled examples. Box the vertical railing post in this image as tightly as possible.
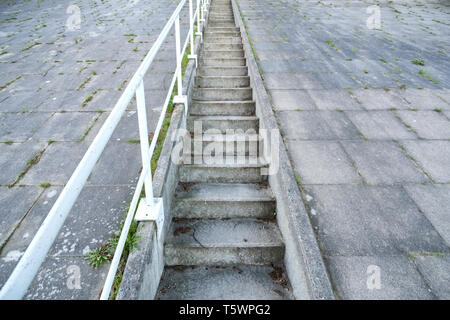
[195,0,203,42]
[134,81,163,224]
[136,80,154,204]
[173,14,187,106]
[200,0,204,24]
[188,0,197,65]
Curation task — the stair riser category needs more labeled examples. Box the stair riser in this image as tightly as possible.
[208,22,237,28]
[192,88,252,101]
[198,67,248,76]
[210,7,233,11]
[187,118,258,132]
[209,16,234,21]
[204,37,241,44]
[207,27,240,32]
[187,139,260,156]
[201,51,244,59]
[179,166,267,183]
[165,246,284,266]
[190,102,255,116]
[201,58,245,67]
[205,32,241,38]
[173,200,276,219]
[203,43,243,50]
[196,76,249,88]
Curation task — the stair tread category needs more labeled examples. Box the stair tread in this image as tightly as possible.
[202,50,244,53]
[189,115,257,120]
[192,132,260,141]
[156,265,293,300]
[196,75,248,79]
[175,183,274,202]
[182,158,267,168]
[166,218,283,248]
[199,65,247,68]
[191,99,254,103]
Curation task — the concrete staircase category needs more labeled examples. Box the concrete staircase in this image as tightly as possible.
[156,0,293,300]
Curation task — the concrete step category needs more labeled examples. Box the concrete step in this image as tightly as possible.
[204,36,241,44]
[210,8,233,12]
[187,114,258,131]
[156,265,293,300]
[205,31,240,38]
[195,75,249,88]
[208,22,237,28]
[173,183,276,219]
[201,50,244,59]
[190,100,255,116]
[198,66,248,76]
[164,218,284,265]
[203,42,243,51]
[201,57,246,67]
[207,27,240,32]
[188,132,261,157]
[209,16,234,21]
[179,159,268,183]
[192,87,252,101]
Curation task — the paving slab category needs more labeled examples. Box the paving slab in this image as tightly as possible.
[268,89,316,111]
[286,140,361,185]
[86,141,141,186]
[31,112,100,142]
[23,256,109,300]
[0,141,47,185]
[48,186,133,257]
[264,72,323,90]
[305,185,448,256]
[350,89,410,110]
[341,141,429,184]
[308,89,362,110]
[413,255,450,300]
[21,141,89,185]
[395,110,450,140]
[0,187,61,255]
[328,255,434,300]
[404,184,450,245]
[398,88,450,110]
[0,186,42,247]
[277,110,361,140]
[0,112,51,141]
[345,110,416,140]
[401,140,450,183]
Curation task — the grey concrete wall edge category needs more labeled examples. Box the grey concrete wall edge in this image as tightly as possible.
[116,34,202,300]
[231,0,335,300]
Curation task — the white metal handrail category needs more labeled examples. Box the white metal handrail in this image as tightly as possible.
[0,0,209,300]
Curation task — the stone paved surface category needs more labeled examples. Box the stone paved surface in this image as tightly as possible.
[237,0,450,299]
[0,0,191,299]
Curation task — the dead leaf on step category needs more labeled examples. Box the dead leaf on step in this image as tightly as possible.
[269,266,289,288]
[173,226,192,236]
[173,265,187,271]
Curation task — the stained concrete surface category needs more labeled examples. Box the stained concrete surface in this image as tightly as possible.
[237,0,450,299]
[0,0,190,299]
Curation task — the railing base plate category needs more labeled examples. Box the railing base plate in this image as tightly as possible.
[135,197,164,239]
